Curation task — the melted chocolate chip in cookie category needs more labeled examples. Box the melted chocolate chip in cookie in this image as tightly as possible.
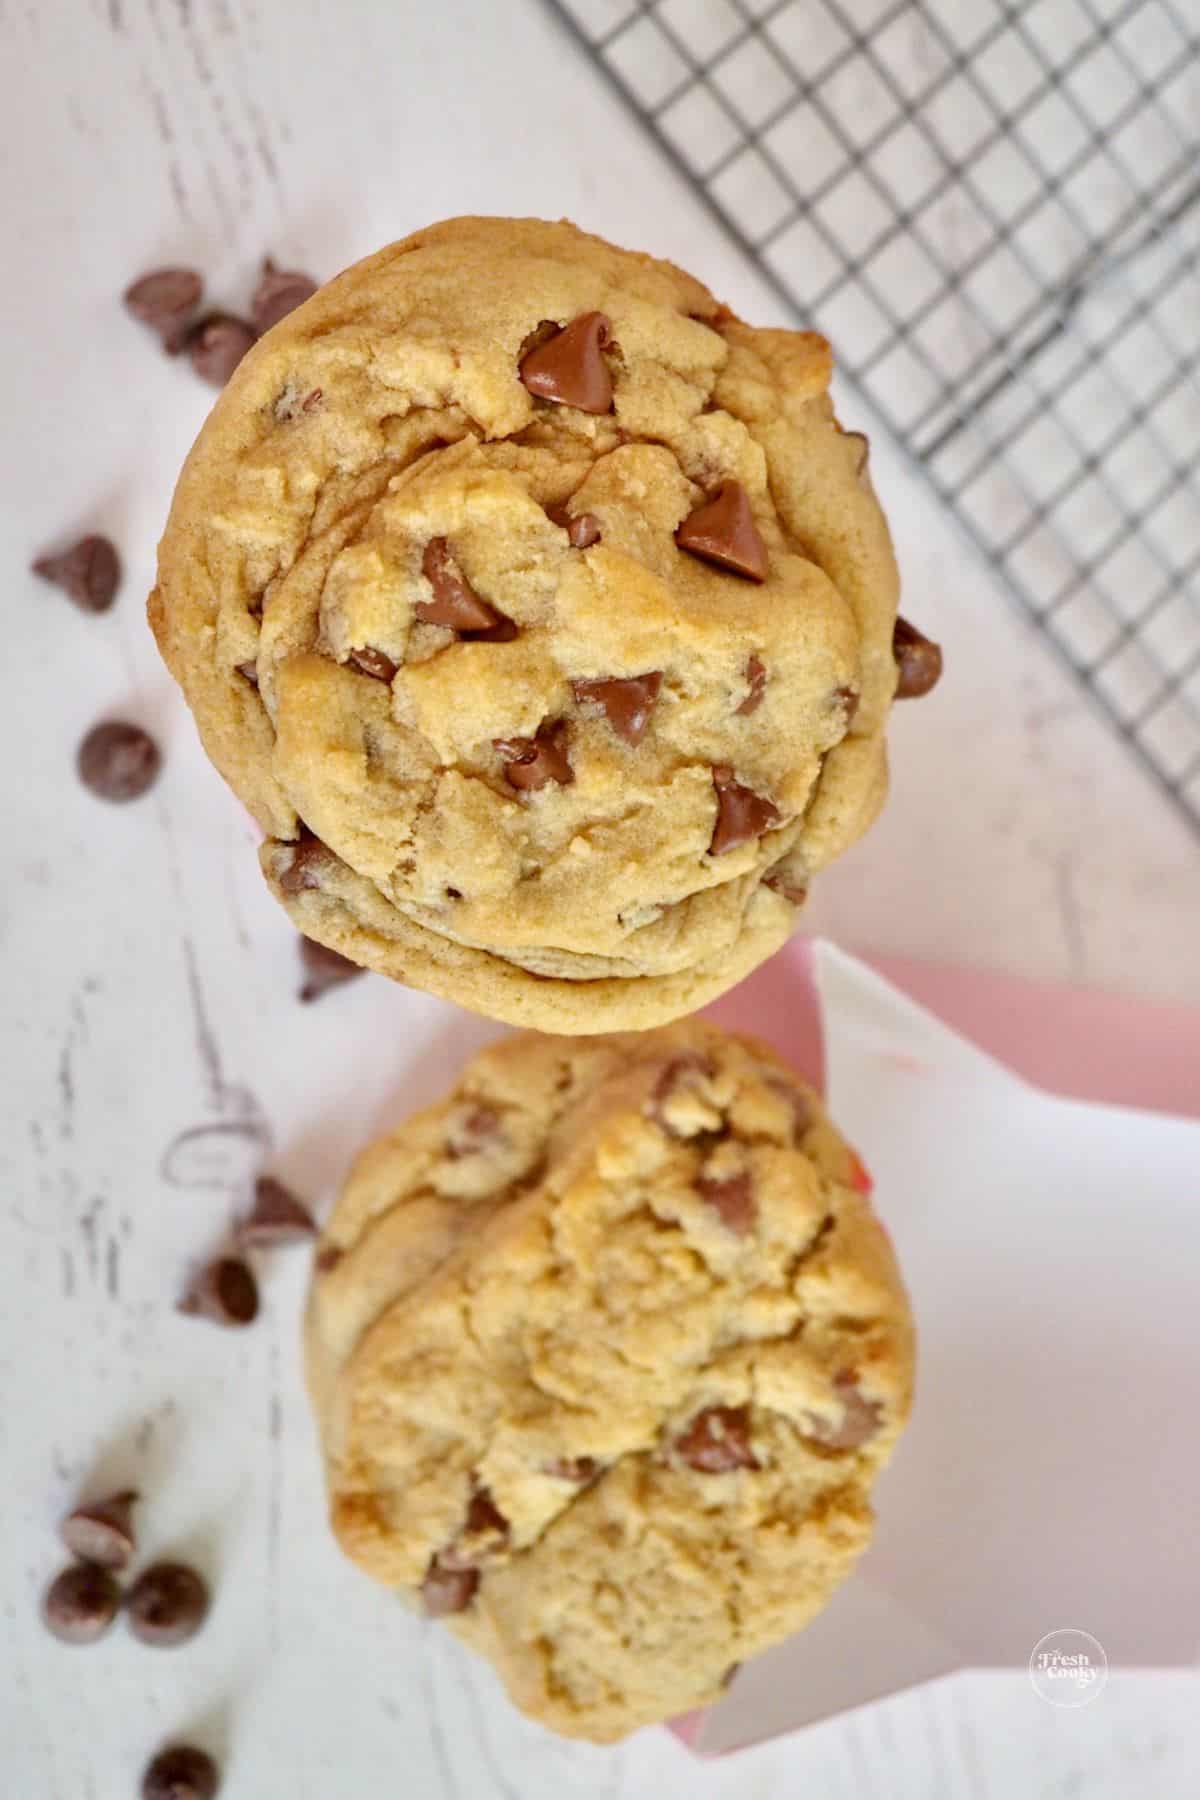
[546,502,602,548]
[495,720,573,790]
[571,672,662,745]
[803,1372,882,1451]
[519,312,614,413]
[675,1405,759,1473]
[278,830,332,895]
[421,1559,478,1617]
[696,1169,756,1236]
[709,766,780,855]
[736,654,766,716]
[349,645,398,683]
[676,481,768,582]
[418,537,511,635]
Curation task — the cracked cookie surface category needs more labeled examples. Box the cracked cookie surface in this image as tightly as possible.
[305,1019,914,1741]
[150,217,900,1030]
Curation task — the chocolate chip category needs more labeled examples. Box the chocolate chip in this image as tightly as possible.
[123,268,203,350]
[676,481,768,582]
[736,654,766,716]
[802,1373,882,1451]
[126,1562,210,1647]
[421,1558,478,1618]
[763,864,808,907]
[348,645,398,682]
[697,1170,756,1236]
[649,1054,714,1134]
[519,312,614,413]
[298,935,364,1003]
[77,721,161,803]
[543,1457,599,1484]
[571,672,662,745]
[546,501,602,548]
[446,1104,503,1157]
[178,1257,259,1327]
[42,1563,121,1644]
[709,766,780,856]
[675,1405,758,1473]
[494,720,573,790]
[235,660,259,687]
[60,1490,138,1571]
[142,1745,220,1800]
[32,535,121,613]
[417,537,508,633]
[835,685,860,723]
[237,1175,316,1248]
[278,830,331,895]
[893,617,943,698]
[187,314,256,388]
[251,257,318,335]
[769,1079,813,1143]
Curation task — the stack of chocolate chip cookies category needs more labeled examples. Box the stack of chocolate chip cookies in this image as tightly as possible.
[151,216,935,1741]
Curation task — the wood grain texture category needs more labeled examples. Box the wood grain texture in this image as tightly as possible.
[1,0,1197,1795]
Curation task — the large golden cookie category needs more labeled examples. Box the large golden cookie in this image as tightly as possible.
[151,218,900,1029]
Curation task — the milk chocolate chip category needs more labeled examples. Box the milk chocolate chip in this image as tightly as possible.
[349,645,397,682]
[676,481,768,581]
[237,1175,316,1248]
[126,1562,209,1647]
[675,1405,759,1473]
[279,830,331,895]
[32,535,120,613]
[803,1372,882,1451]
[178,1257,259,1327]
[142,1745,221,1800]
[421,1559,478,1618]
[42,1563,121,1644]
[123,267,203,351]
[736,654,766,716]
[696,1170,756,1236]
[546,502,602,548]
[495,720,573,790]
[893,617,943,698]
[77,722,161,802]
[571,672,662,745]
[709,766,780,855]
[251,257,318,334]
[60,1490,138,1571]
[187,314,256,387]
[298,935,364,1003]
[418,537,509,634]
[519,312,614,413]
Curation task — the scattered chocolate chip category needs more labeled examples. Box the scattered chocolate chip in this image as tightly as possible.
[494,720,573,790]
[42,1563,121,1645]
[142,1744,220,1800]
[237,1175,317,1248]
[770,1079,813,1142]
[893,617,943,698]
[465,1487,509,1542]
[697,1170,756,1236]
[60,1490,139,1571]
[123,268,203,351]
[763,864,808,907]
[709,765,780,856]
[126,1562,210,1647]
[315,1244,343,1274]
[302,387,323,412]
[649,1054,715,1134]
[187,314,256,388]
[543,1457,599,1484]
[298,935,364,1004]
[32,535,121,613]
[278,830,331,895]
[251,257,318,335]
[519,311,614,413]
[446,1105,502,1157]
[571,672,662,745]
[417,538,508,633]
[545,501,602,548]
[802,1373,882,1451]
[234,660,259,687]
[77,721,161,803]
[421,1558,478,1618]
[348,645,398,682]
[178,1257,259,1328]
[675,1405,758,1473]
[676,481,768,582]
[736,654,766,716]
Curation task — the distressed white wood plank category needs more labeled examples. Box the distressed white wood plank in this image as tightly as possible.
[2,1,1197,1796]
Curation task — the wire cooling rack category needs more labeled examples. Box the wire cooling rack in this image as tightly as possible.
[544,0,1200,835]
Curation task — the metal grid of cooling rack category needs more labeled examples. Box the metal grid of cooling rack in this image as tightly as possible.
[544,0,1200,836]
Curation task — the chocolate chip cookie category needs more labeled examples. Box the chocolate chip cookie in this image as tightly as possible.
[150,217,905,1031]
[305,1019,913,1741]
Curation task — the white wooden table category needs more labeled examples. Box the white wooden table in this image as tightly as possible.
[2,3,1197,1795]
